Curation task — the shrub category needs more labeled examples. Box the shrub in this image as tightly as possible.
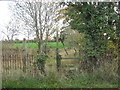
[34,53,48,74]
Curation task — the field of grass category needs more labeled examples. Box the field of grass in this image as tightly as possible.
[2,72,118,88]
[11,42,69,49]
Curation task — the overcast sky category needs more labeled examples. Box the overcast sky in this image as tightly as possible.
[0,1,28,40]
[0,1,64,41]
[0,1,11,40]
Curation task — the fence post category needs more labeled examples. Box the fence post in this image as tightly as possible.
[22,38,27,73]
[56,30,61,72]
[0,41,2,90]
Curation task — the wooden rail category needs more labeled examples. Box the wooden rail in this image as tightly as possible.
[62,57,80,60]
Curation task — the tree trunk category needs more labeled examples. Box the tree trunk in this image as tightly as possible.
[88,56,98,72]
[56,30,61,72]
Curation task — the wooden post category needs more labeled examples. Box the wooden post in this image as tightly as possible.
[2,55,4,73]
[56,30,61,72]
[15,54,16,70]
[22,38,27,73]
[0,41,2,90]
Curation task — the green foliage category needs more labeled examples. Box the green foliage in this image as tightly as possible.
[35,54,48,63]
[33,53,48,74]
[65,2,119,57]
[33,53,48,69]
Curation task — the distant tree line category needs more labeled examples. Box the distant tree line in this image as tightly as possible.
[2,38,56,43]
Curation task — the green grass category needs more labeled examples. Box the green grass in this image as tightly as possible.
[2,77,118,88]
[2,72,118,88]
[11,42,69,49]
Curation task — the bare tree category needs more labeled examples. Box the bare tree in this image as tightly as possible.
[2,19,20,41]
[10,1,59,53]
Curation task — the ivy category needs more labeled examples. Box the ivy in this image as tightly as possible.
[65,2,119,58]
[35,53,48,64]
[56,2,119,69]
[33,53,48,74]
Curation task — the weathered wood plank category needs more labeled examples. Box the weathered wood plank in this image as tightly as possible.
[62,57,80,60]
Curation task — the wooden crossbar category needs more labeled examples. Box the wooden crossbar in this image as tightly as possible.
[62,57,80,60]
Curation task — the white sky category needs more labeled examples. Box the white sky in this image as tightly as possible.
[0,1,11,40]
[0,1,27,40]
[0,1,64,41]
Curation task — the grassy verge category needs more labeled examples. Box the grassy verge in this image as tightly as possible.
[2,72,118,88]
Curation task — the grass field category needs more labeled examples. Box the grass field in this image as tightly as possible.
[2,72,118,88]
[11,42,69,49]
[3,78,117,88]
